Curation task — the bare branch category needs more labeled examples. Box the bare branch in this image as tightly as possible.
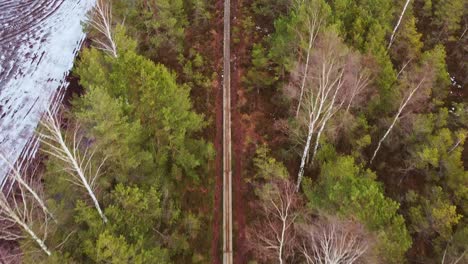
[295,4,325,117]
[88,0,117,58]
[0,183,52,256]
[300,217,370,264]
[294,32,369,190]
[39,110,108,223]
[247,180,300,263]
[0,153,55,223]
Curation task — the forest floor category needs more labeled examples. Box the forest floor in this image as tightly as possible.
[231,0,248,263]
[210,0,224,263]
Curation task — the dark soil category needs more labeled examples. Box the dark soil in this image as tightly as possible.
[231,0,248,262]
[210,0,225,263]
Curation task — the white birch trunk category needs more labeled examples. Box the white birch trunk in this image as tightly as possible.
[388,0,412,50]
[89,0,117,58]
[296,115,316,191]
[15,214,51,256]
[40,110,108,223]
[370,77,425,164]
[255,180,297,263]
[296,63,344,190]
[278,217,285,264]
[0,154,55,222]
[295,6,323,117]
[296,31,314,117]
[311,77,345,162]
[0,193,51,256]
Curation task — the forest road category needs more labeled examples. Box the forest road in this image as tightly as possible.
[222,0,233,263]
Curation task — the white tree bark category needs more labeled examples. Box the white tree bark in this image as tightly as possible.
[0,153,55,222]
[296,8,323,117]
[296,114,316,191]
[296,31,314,118]
[311,73,346,163]
[296,58,347,190]
[301,218,369,264]
[88,0,117,58]
[388,0,412,50]
[39,110,108,223]
[396,59,413,79]
[0,182,52,256]
[255,180,298,263]
[370,77,425,164]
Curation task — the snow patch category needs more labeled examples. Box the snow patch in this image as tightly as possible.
[0,0,95,187]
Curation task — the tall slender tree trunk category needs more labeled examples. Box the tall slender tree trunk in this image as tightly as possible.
[278,217,285,264]
[0,154,55,222]
[296,114,316,191]
[388,0,412,50]
[17,217,51,256]
[56,133,108,223]
[40,111,108,223]
[370,77,425,164]
[296,31,314,117]
[311,79,344,162]
[0,197,51,256]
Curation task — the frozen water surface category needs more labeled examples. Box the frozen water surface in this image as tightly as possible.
[0,0,95,187]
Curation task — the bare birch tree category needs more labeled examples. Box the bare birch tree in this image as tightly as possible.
[294,0,327,117]
[0,179,52,256]
[388,0,412,50]
[0,154,55,223]
[248,179,300,264]
[300,217,370,264]
[39,110,108,223]
[88,0,118,58]
[370,76,427,164]
[294,32,370,190]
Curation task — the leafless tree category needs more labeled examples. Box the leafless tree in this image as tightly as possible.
[0,154,55,223]
[88,0,117,58]
[247,179,300,264]
[39,110,108,223]
[388,0,413,50]
[300,217,370,264]
[294,32,370,190]
[343,59,371,113]
[0,179,52,256]
[294,0,327,117]
[370,78,424,164]
[370,70,432,164]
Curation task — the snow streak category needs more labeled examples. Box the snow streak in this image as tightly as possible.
[0,0,95,187]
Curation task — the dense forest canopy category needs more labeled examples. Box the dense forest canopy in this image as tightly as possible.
[0,0,466,263]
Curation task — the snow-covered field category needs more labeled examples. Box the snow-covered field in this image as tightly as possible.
[0,0,95,187]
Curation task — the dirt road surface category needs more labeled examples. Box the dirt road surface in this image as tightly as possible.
[222,0,233,263]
